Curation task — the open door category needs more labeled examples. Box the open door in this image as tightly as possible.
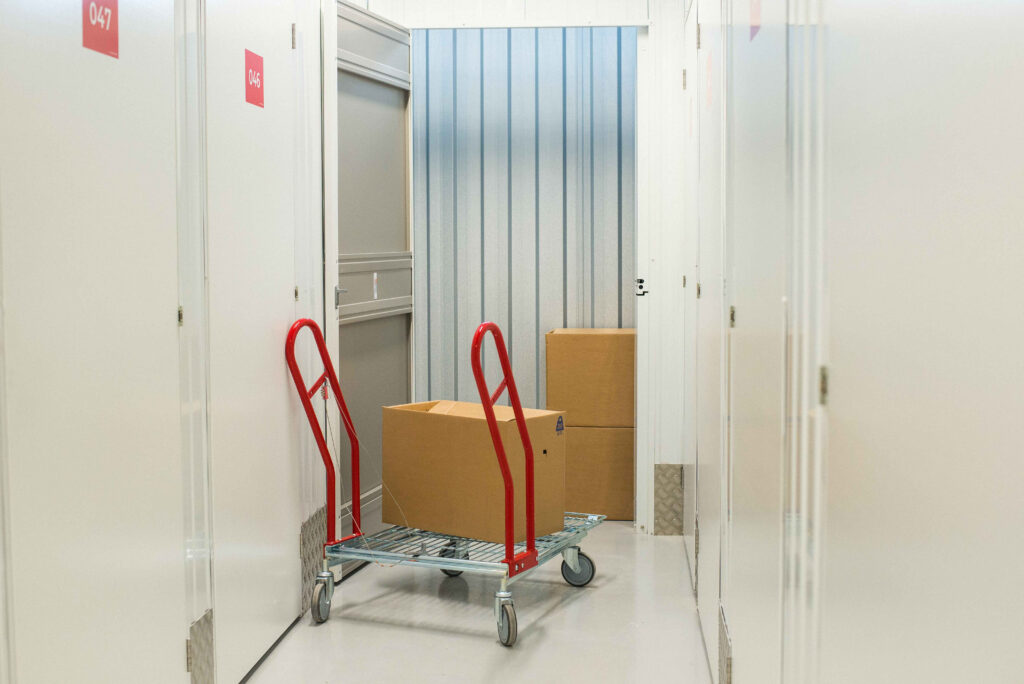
[334,2,412,548]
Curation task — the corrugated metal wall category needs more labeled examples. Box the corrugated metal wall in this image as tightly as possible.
[412,27,637,409]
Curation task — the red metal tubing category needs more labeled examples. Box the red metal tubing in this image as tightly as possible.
[470,322,538,576]
[490,377,508,406]
[285,319,362,550]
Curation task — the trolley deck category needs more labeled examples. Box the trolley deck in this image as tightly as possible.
[285,318,604,646]
[327,512,605,579]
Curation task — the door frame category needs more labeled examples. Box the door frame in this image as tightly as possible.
[0,186,12,684]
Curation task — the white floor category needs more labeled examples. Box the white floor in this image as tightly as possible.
[249,522,712,683]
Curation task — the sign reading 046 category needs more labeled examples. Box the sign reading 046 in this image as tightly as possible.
[245,49,264,108]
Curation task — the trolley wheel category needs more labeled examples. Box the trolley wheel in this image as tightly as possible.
[561,550,596,587]
[310,580,331,624]
[497,603,517,647]
[439,541,468,578]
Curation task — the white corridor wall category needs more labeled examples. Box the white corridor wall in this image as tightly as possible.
[0,2,332,682]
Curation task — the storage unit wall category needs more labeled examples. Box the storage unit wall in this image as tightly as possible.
[685,1,1024,682]
[411,26,637,410]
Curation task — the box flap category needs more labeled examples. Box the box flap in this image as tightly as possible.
[424,400,561,422]
[385,400,441,413]
[548,328,636,336]
[427,400,513,421]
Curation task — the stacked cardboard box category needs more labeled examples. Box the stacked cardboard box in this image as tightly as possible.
[546,329,635,520]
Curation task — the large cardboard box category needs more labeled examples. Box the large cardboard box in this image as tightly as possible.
[382,400,566,543]
[545,328,636,427]
[565,427,635,520]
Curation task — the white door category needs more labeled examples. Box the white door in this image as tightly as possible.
[334,4,412,545]
[721,0,788,681]
[204,2,306,680]
[0,3,186,681]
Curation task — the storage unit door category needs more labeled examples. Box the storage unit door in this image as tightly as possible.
[0,3,185,682]
[335,3,412,543]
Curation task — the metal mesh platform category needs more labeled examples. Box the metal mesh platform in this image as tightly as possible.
[326,512,606,579]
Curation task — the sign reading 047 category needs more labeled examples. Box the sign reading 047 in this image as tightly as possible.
[82,0,118,58]
[245,49,264,108]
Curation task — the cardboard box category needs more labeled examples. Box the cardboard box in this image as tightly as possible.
[565,427,635,520]
[546,328,636,427]
[382,400,566,544]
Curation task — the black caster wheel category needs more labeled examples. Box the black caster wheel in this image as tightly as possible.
[310,579,332,623]
[439,540,468,577]
[497,603,517,647]
[561,549,596,587]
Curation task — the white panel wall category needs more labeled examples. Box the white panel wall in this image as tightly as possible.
[293,0,330,525]
[685,1,1024,682]
[0,2,187,682]
[177,0,216,631]
[680,0,699,577]
[694,0,726,669]
[0,241,9,684]
[640,0,686,470]
[721,0,788,682]
[819,2,1024,681]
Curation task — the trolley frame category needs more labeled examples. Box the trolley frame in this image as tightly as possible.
[285,319,604,646]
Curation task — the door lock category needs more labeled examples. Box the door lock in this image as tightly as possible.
[635,278,650,296]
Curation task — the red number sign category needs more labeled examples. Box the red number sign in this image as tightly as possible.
[82,0,118,58]
[245,50,264,108]
[750,0,762,40]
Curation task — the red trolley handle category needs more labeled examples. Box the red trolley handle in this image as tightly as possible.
[470,322,538,576]
[285,319,361,550]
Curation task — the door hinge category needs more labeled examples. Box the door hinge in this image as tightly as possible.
[696,24,701,50]
[177,306,184,327]
[682,275,687,287]
[294,286,300,301]
[682,68,687,90]
[819,365,829,405]
[334,286,348,307]
[729,306,736,328]
[694,518,700,556]
[696,282,702,299]
[186,638,192,673]
[291,23,297,49]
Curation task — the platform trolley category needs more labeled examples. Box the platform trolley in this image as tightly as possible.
[285,319,605,646]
